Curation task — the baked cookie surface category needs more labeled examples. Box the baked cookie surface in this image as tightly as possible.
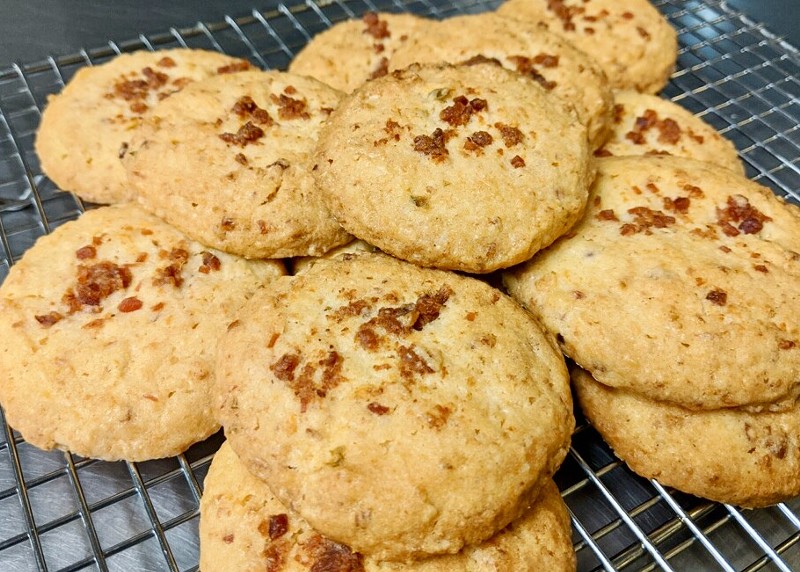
[36,49,252,204]
[313,63,593,273]
[290,12,431,93]
[200,442,576,572]
[504,156,800,410]
[574,368,800,507]
[0,204,284,461]
[217,254,574,560]
[125,69,351,258]
[390,12,614,150]
[596,91,743,173]
[497,0,678,93]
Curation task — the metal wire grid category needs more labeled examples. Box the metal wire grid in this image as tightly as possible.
[0,0,798,570]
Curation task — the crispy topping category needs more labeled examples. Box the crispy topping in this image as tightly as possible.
[199,251,222,274]
[440,95,487,127]
[716,195,772,236]
[118,296,143,313]
[511,155,526,168]
[426,404,452,429]
[231,95,274,126]
[157,56,176,68]
[507,55,557,90]
[397,345,434,380]
[219,121,265,147]
[72,261,133,309]
[220,217,236,231]
[706,288,727,306]
[413,128,450,162]
[637,26,651,40]
[369,57,389,80]
[494,123,524,147]
[594,148,613,158]
[76,245,97,260]
[461,54,502,67]
[613,103,625,124]
[754,264,768,273]
[271,353,301,381]
[217,61,251,74]
[303,534,364,572]
[35,311,64,328]
[270,93,310,120]
[368,402,390,415]
[235,152,248,165]
[267,514,289,540]
[663,196,691,214]
[363,12,390,39]
[412,286,453,330]
[596,209,619,221]
[142,66,168,89]
[620,207,676,235]
[264,541,288,572]
[625,109,682,145]
[546,0,584,31]
[779,340,797,350]
[464,130,493,153]
[153,248,189,288]
[332,299,373,321]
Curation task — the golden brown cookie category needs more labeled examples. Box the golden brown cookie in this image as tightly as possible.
[0,204,283,461]
[390,12,614,150]
[504,156,800,411]
[200,442,576,571]
[497,0,678,93]
[313,63,593,273]
[217,254,574,561]
[36,49,252,204]
[289,12,432,93]
[596,91,743,173]
[574,368,800,508]
[125,69,351,258]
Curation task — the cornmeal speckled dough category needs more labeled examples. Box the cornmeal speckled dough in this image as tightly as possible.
[217,254,574,561]
[596,91,743,173]
[125,69,351,258]
[289,12,432,93]
[36,49,252,204]
[497,0,677,93]
[504,156,800,411]
[313,63,593,273]
[573,368,800,507]
[200,442,577,571]
[0,204,284,461]
[390,12,614,150]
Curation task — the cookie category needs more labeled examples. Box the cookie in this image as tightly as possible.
[0,204,283,461]
[596,91,743,173]
[313,63,593,273]
[289,12,431,93]
[504,156,800,411]
[199,442,576,571]
[36,49,252,204]
[216,254,574,560]
[497,0,678,93]
[573,368,800,507]
[125,69,351,258]
[390,12,614,150]
[291,239,381,275]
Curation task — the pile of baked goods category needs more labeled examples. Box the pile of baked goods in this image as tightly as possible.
[1,0,798,568]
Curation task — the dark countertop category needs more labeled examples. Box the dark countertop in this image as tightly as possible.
[0,0,797,65]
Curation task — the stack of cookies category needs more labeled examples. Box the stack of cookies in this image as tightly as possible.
[3,0,798,568]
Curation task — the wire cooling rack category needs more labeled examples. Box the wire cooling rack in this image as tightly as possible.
[0,0,799,570]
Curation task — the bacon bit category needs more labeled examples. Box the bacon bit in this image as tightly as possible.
[658,118,681,144]
[290,351,346,413]
[414,128,450,162]
[584,26,595,34]
[369,56,389,80]
[114,79,148,101]
[76,245,97,260]
[217,61,251,74]
[612,103,625,124]
[72,261,133,308]
[637,26,652,39]
[706,288,727,306]
[461,54,503,66]
[264,541,288,572]
[622,11,634,19]
[270,93,310,120]
[507,55,557,90]
[465,312,477,321]
[332,299,372,321]
[495,123,524,147]
[304,534,364,572]
[663,196,691,214]
[683,184,704,198]
[619,206,676,235]
[234,153,248,165]
[220,218,236,231]
[142,67,168,89]
[35,311,64,328]
[533,53,559,67]
[363,11,390,39]
[368,402,390,415]
[231,95,274,126]
[397,345,434,381]
[464,130,493,153]
[130,101,148,114]
[597,209,619,221]
[271,353,301,381]
[157,56,176,68]
[356,325,380,351]
[440,95,487,127]
[688,129,705,144]
[267,514,289,540]
[779,339,797,350]
[594,148,613,157]
[412,286,452,330]
[222,534,234,544]
[427,405,452,429]
[118,297,143,312]
[546,0,584,31]
[753,264,768,273]
[153,248,189,288]
[219,121,265,146]
[373,42,385,54]
[199,251,221,274]
[716,195,772,236]
[626,109,682,145]
[511,155,526,168]
[632,185,643,195]
[152,302,165,312]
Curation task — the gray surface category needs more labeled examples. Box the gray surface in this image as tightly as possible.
[1,0,800,570]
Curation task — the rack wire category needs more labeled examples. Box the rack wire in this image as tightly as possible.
[0,0,799,570]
